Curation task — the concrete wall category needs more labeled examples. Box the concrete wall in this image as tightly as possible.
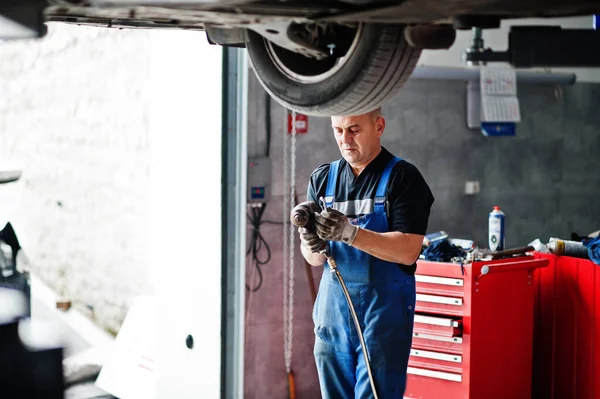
[244,73,600,398]
[0,23,153,335]
[381,79,600,247]
[0,23,212,335]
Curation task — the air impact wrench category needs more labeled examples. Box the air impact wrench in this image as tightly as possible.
[290,199,379,399]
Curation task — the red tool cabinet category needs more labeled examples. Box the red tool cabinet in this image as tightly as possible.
[532,253,600,399]
[404,256,549,399]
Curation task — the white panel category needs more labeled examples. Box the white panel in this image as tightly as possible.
[150,30,223,399]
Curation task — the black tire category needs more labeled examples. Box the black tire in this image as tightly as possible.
[246,23,421,116]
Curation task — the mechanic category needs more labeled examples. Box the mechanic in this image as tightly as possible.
[298,107,434,398]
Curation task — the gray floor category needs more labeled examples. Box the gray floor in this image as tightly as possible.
[28,279,117,399]
[31,296,90,358]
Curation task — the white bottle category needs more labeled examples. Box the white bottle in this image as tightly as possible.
[488,206,505,252]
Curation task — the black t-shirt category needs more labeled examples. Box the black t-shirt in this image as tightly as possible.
[306,147,434,274]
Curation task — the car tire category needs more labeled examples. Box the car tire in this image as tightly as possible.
[246,23,421,116]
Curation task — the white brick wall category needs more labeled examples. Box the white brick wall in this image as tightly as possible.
[0,22,159,334]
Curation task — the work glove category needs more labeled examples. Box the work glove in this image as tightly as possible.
[298,227,327,253]
[314,208,359,246]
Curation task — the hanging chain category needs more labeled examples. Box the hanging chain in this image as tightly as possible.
[287,110,297,374]
[282,108,291,373]
[283,109,297,374]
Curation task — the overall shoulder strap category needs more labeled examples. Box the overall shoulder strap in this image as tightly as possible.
[324,160,342,208]
[374,157,402,213]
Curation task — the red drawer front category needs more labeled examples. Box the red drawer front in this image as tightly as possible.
[405,369,467,399]
[412,331,463,354]
[407,366,463,383]
[416,274,465,297]
[414,314,462,338]
[409,348,463,375]
[416,293,464,317]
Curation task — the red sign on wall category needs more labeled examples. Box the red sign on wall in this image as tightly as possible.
[287,111,308,134]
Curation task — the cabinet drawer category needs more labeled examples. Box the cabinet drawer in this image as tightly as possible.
[416,293,464,317]
[416,274,464,297]
[409,349,463,375]
[414,314,462,338]
[407,366,463,383]
[412,331,463,354]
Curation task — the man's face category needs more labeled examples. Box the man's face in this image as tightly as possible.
[331,112,384,167]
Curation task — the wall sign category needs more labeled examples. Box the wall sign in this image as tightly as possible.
[287,111,308,134]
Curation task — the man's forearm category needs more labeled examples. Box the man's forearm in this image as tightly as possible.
[301,244,327,266]
[351,228,423,265]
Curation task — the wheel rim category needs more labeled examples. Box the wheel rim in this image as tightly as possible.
[265,24,364,84]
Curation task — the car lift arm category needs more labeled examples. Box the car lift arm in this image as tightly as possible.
[463,25,600,68]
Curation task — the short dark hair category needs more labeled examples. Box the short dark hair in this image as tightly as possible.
[369,107,382,121]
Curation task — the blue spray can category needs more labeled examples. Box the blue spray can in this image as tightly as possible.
[488,206,505,251]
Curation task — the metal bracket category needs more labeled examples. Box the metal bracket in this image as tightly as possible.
[205,26,247,48]
[247,21,330,60]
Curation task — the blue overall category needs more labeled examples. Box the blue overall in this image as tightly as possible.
[313,157,416,399]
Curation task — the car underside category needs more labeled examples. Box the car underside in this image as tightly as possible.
[4,0,600,115]
[42,0,600,29]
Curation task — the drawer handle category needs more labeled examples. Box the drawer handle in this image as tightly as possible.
[407,366,462,382]
[410,349,462,363]
[476,258,549,280]
[416,275,464,287]
[413,332,463,344]
[417,294,463,306]
[414,315,460,328]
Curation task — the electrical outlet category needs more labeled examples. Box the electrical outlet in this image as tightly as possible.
[465,181,480,195]
[248,157,271,204]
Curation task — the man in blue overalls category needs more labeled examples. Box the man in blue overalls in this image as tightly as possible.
[298,107,434,398]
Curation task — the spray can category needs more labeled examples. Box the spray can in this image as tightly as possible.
[488,206,505,252]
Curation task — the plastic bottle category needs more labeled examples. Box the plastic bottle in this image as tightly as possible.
[488,206,505,252]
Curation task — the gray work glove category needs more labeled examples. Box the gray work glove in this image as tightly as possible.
[298,227,326,253]
[314,208,359,246]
